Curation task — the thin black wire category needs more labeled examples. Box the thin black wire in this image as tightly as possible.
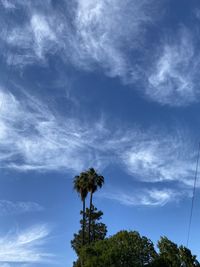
[186,142,200,247]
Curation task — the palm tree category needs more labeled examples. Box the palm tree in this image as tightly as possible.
[86,168,104,244]
[73,172,88,246]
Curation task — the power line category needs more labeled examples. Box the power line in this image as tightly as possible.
[186,142,200,247]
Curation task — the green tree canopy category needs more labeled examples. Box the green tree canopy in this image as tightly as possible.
[157,237,200,267]
[158,236,180,267]
[76,230,157,267]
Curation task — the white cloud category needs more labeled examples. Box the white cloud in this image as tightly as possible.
[6,12,58,66]
[100,188,185,207]
[30,14,56,58]
[121,135,195,185]
[2,1,200,106]
[2,0,158,78]
[69,0,158,79]
[0,225,53,264]
[72,0,130,76]
[0,88,197,189]
[0,88,107,172]
[0,200,43,216]
[147,28,200,106]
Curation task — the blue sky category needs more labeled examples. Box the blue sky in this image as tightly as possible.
[0,0,200,266]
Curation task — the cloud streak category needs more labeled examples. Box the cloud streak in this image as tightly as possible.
[71,0,156,78]
[0,224,54,264]
[0,200,43,216]
[5,12,59,67]
[2,0,157,72]
[147,28,200,106]
[100,188,186,207]
[120,132,195,186]
[0,88,107,172]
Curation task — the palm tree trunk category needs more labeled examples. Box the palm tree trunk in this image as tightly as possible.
[88,192,93,244]
[82,199,86,246]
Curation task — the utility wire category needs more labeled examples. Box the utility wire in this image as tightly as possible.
[186,142,200,247]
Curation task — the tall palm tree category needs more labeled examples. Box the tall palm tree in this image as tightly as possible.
[86,167,104,244]
[73,172,88,246]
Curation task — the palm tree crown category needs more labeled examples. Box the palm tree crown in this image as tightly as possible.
[73,173,88,200]
[87,168,104,194]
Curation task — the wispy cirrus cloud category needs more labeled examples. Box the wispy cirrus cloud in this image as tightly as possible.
[120,132,195,186]
[0,87,197,189]
[0,224,54,264]
[147,28,200,106]
[70,0,157,78]
[5,13,59,67]
[2,1,200,106]
[100,188,187,207]
[0,200,43,216]
[2,0,157,73]
[0,88,107,172]
[0,1,157,82]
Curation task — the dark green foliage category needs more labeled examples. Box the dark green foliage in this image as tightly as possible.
[158,236,181,267]
[179,245,200,267]
[180,246,193,264]
[157,237,200,267]
[77,230,157,267]
[73,232,200,267]
[71,205,107,256]
[148,257,170,267]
